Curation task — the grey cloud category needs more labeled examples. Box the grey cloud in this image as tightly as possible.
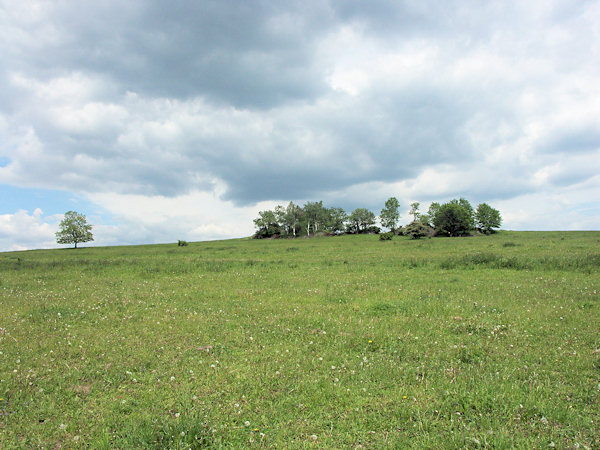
[2,0,599,217]
[8,1,333,108]
[541,127,600,155]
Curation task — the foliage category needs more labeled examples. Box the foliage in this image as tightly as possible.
[404,221,430,239]
[327,207,348,234]
[379,231,394,240]
[283,201,303,237]
[1,232,598,448]
[476,203,502,234]
[252,197,500,241]
[253,210,281,238]
[431,198,476,237]
[427,202,440,221]
[379,197,400,232]
[347,208,376,234]
[55,211,94,248]
[177,240,189,246]
[408,202,420,222]
[418,214,431,227]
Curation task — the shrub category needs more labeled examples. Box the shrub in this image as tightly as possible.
[177,240,189,246]
[379,231,394,241]
[404,221,430,239]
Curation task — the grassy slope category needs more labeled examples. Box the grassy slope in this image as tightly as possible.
[0,231,599,448]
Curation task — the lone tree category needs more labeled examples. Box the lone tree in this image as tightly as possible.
[56,211,94,248]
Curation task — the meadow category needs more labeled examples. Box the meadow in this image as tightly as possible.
[0,231,599,448]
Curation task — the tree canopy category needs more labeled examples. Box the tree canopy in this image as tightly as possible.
[252,197,501,239]
[475,203,502,234]
[55,211,94,248]
[379,197,400,232]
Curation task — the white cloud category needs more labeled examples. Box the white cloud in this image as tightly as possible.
[0,209,57,251]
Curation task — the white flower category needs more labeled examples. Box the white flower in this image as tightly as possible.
[310,435,318,441]
[59,423,66,430]
[170,376,175,381]
[244,421,250,427]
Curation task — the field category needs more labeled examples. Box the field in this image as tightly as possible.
[1,231,599,448]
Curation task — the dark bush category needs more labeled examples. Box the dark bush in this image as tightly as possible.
[379,231,394,241]
[404,221,431,239]
[177,240,189,246]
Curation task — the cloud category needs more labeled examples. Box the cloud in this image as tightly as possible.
[0,209,57,251]
[0,0,599,250]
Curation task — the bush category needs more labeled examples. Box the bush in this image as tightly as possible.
[177,240,189,246]
[379,231,394,241]
[404,221,430,239]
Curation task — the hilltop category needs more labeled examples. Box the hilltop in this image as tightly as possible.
[1,231,598,447]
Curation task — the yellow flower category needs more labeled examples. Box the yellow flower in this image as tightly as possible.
[403,396,407,399]
[368,340,373,343]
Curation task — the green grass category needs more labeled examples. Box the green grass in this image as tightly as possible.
[1,231,599,448]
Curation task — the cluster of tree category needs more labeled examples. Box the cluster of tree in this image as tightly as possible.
[253,197,501,239]
[409,199,502,237]
[253,201,379,238]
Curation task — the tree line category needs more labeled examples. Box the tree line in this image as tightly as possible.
[253,197,501,239]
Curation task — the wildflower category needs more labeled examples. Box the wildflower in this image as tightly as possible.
[244,421,250,427]
[174,412,181,418]
[368,340,372,343]
[310,435,318,441]
[59,423,66,430]
[170,376,175,381]
[403,396,407,399]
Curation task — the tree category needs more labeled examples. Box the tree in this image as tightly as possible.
[283,202,303,237]
[253,210,281,238]
[380,197,400,232]
[303,201,327,236]
[326,207,347,234]
[408,202,421,222]
[431,199,475,237]
[347,208,376,234]
[427,202,440,221]
[475,203,502,234]
[56,211,94,248]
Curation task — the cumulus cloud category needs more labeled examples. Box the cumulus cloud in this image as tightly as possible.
[0,0,599,250]
[0,209,57,251]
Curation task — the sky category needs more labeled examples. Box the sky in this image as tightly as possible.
[1,0,599,251]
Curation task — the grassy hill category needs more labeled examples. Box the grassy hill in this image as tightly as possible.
[1,231,599,448]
